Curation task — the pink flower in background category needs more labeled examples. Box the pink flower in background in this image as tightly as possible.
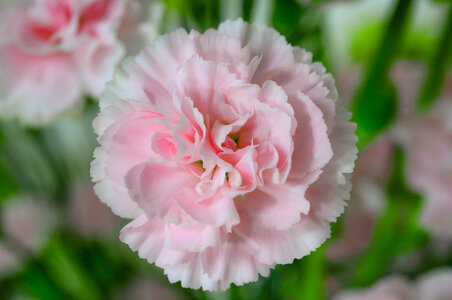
[333,268,452,300]
[333,276,414,300]
[91,19,357,290]
[0,0,133,124]
[389,61,452,239]
[2,197,58,252]
[68,182,116,237]
[395,98,452,239]
[0,243,19,278]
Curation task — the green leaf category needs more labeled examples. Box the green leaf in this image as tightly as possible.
[40,237,103,300]
[0,162,17,204]
[272,0,303,40]
[351,0,414,148]
[18,263,68,300]
[353,77,398,148]
[162,0,220,30]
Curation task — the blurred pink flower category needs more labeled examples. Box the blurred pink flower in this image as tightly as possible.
[395,98,452,238]
[91,19,358,290]
[333,276,414,300]
[68,182,116,237]
[390,62,424,118]
[2,197,58,252]
[0,243,19,278]
[0,0,135,124]
[328,137,393,261]
[118,0,163,55]
[334,268,452,300]
[389,61,452,239]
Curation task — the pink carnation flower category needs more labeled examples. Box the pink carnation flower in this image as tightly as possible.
[0,0,131,124]
[91,19,358,290]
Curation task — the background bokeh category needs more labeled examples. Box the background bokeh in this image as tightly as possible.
[0,0,451,299]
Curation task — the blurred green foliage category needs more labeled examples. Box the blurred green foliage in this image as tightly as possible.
[351,0,413,149]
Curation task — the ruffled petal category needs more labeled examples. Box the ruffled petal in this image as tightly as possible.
[125,161,199,225]
[305,101,358,223]
[217,19,294,86]
[237,183,310,230]
[287,90,333,181]
[91,100,162,218]
[200,235,272,290]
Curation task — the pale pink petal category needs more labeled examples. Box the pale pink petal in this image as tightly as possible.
[200,236,272,290]
[287,90,332,181]
[305,102,358,223]
[125,162,199,225]
[120,214,166,264]
[217,19,294,85]
[91,102,163,218]
[165,223,225,252]
[237,183,310,230]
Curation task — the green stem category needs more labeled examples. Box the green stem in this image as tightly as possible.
[416,4,452,111]
[251,0,273,25]
[221,0,242,21]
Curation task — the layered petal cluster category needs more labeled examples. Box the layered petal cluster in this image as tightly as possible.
[91,19,358,290]
[334,268,452,300]
[0,0,146,124]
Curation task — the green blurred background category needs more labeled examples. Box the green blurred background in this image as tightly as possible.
[0,0,451,299]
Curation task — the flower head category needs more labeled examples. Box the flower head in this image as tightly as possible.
[91,19,358,290]
[0,0,143,124]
